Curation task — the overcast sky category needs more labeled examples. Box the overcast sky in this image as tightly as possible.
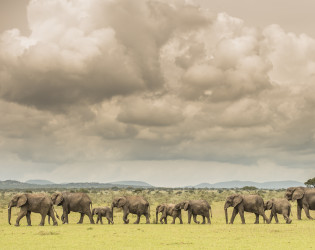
[1,0,315,187]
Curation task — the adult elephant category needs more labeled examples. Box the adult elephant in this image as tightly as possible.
[175,200,212,224]
[92,207,114,224]
[156,203,183,224]
[224,194,270,224]
[51,192,94,224]
[111,196,150,224]
[8,193,58,226]
[285,187,315,220]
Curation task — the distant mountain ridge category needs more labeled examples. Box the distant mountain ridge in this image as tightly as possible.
[0,179,305,190]
[193,180,305,189]
[0,180,153,190]
[26,180,55,185]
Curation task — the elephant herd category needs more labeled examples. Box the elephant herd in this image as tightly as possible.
[7,187,315,226]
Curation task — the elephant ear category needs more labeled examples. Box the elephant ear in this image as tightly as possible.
[184,202,190,211]
[118,197,127,208]
[55,193,64,205]
[17,194,27,207]
[158,205,165,213]
[292,188,304,201]
[266,200,273,210]
[232,195,243,207]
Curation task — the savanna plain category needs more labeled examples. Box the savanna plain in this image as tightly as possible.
[0,189,314,249]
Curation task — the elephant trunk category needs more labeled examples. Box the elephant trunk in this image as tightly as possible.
[156,210,159,224]
[224,208,228,224]
[8,203,12,225]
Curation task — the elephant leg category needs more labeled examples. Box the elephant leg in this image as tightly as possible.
[123,208,129,224]
[39,213,46,226]
[78,213,85,224]
[269,212,274,223]
[202,216,206,224]
[261,211,270,224]
[179,214,183,224]
[49,208,58,226]
[99,215,103,224]
[274,213,279,223]
[145,212,150,224]
[283,212,292,224]
[164,216,167,224]
[297,204,302,220]
[171,216,176,224]
[107,214,114,224]
[188,211,192,224]
[15,209,27,226]
[63,208,69,224]
[160,216,164,224]
[193,214,199,224]
[48,215,50,225]
[96,215,99,224]
[134,214,141,224]
[238,210,245,224]
[302,204,313,220]
[26,211,32,226]
[230,208,238,224]
[254,213,259,224]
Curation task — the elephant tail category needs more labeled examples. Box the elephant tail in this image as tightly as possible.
[90,202,93,213]
[209,206,212,218]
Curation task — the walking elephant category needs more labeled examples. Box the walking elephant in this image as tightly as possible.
[175,200,212,224]
[224,194,270,224]
[264,198,292,224]
[156,203,183,224]
[8,193,58,226]
[92,207,114,224]
[111,196,150,224]
[285,187,315,220]
[51,192,95,224]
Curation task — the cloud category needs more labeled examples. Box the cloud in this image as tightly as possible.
[0,0,315,185]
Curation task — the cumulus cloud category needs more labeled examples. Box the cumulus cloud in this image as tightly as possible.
[1,0,315,185]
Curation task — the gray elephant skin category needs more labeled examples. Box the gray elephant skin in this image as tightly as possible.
[92,207,114,224]
[176,200,212,224]
[111,196,150,224]
[8,193,58,226]
[265,198,292,224]
[51,192,95,224]
[224,194,270,224]
[156,203,183,224]
[285,187,315,220]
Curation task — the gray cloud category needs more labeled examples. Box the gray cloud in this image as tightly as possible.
[1,0,315,185]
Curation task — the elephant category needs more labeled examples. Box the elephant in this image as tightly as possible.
[92,207,114,224]
[156,203,183,224]
[175,200,212,224]
[51,192,95,224]
[285,187,315,220]
[224,194,270,224]
[8,193,58,226]
[264,198,292,224]
[111,196,150,224]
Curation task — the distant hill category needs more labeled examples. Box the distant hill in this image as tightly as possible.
[109,181,152,187]
[0,180,153,190]
[25,180,55,185]
[193,180,305,189]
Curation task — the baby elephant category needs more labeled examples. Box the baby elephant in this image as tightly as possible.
[156,203,183,224]
[92,207,114,224]
[265,199,292,224]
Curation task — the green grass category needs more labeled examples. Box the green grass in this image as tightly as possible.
[1,201,314,249]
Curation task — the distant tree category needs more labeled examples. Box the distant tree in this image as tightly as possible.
[305,177,315,188]
[241,186,258,191]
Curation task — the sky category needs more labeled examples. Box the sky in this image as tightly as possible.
[1,0,315,187]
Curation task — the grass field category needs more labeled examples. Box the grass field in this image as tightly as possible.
[1,195,315,250]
